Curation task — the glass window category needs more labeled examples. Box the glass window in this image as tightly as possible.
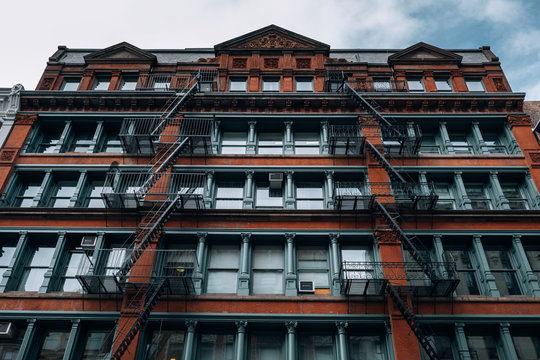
[296,182,324,209]
[14,175,43,207]
[419,134,440,154]
[0,324,25,360]
[49,179,78,208]
[258,132,283,154]
[524,246,540,281]
[512,333,540,360]
[407,78,424,92]
[93,77,110,91]
[435,78,452,92]
[38,330,70,359]
[466,335,499,360]
[215,182,244,209]
[81,330,113,359]
[298,334,334,360]
[221,132,247,154]
[153,76,172,90]
[445,247,479,295]
[295,77,314,92]
[256,182,283,208]
[206,245,239,293]
[229,77,247,92]
[252,245,283,294]
[448,134,473,154]
[464,183,492,210]
[146,330,184,360]
[120,77,138,91]
[500,183,529,210]
[104,247,128,275]
[262,78,280,92]
[426,335,453,360]
[67,124,95,153]
[60,78,80,91]
[101,123,123,153]
[250,333,284,360]
[295,132,320,154]
[83,177,105,208]
[0,245,16,280]
[373,79,392,92]
[197,333,234,360]
[485,247,520,295]
[18,245,55,291]
[61,250,90,292]
[434,183,456,210]
[297,245,329,288]
[349,335,386,360]
[466,79,485,92]
[341,245,375,281]
[35,122,65,153]
[482,133,507,154]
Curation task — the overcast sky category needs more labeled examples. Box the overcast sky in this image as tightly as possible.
[3,0,540,99]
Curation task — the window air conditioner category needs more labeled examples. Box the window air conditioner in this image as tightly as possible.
[298,280,315,293]
[269,172,284,189]
[0,322,15,338]
[81,235,98,248]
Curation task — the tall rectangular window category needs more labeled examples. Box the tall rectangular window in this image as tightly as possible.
[484,247,520,295]
[466,335,499,360]
[18,245,55,291]
[297,245,329,288]
[511,332,540,360]
[229,77,247,92]
[14,174,44,207]
[101,122,123,153]
[60,78,80,91]
[104,247,128,275]
[0,245,16,280]
[49,178,78,208]
[373,78,392,92]
[294,132,320,154]
[38,330,70,359]
[67,123,95,153]
[295,77,314,92]
[252,245,283,294]
[434,182,456,210]
[262,78,280,92]
[206,245,239,293]
[146,330,184,360]
[258,132,283,154]
[524,245,540,281]
[445,247,479,295]
[197,333,234,360]
[120,77,138,91]
[341,246,375,281]
[152,76,172,90]
[464,183,492,210]
[221,132,247,154]
[349,335,386,360]
[92,77,110,91]
[448,134,473,154]
[61,250,90,292]
[296,182,324,209]
[35,122,65,153]
[0,324,25,360]
[215,182,244,209]
[256,182,283,208]
[250,333,284,360]
[500,182,529,210]
[298,334,333,360]
[81,330,113,359]
[83,177,105,208]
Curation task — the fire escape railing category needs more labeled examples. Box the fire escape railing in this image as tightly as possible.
[99,69,217,359]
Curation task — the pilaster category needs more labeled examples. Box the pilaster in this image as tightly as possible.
[237,233,251,295]
[471,234,500,297]
[285,233,297,296]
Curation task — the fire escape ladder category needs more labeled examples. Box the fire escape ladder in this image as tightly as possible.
[386,282,439,360]
[365,140,406,183]
[110,279,167,360]
[116,195,182,279]
[344,82,394,129]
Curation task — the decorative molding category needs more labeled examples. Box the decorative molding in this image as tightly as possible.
[14,114,37,125]
[375,230,400,244]
[236,33,311,49]
[296,58,311,69]
[232,58,247,68]
[493,77,506,91]
[529,153,540,163]
[264,58,279,68]
[508,115,531,127]
[0,150,17,163]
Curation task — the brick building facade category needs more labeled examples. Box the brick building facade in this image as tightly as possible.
[0,25,539,360]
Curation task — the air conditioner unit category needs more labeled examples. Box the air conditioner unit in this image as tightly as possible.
[81,235,98,248]
[0,322,15,338]
[269,172,284,189]
[298,280,315,293]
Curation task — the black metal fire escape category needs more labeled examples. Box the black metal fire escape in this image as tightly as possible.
[77,69,217,360]
[328,71,458,360]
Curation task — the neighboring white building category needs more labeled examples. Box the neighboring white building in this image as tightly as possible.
[0,84,24,148]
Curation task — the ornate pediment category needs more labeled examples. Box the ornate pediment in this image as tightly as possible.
[215,25,330,55]
[84,42,156,64]
[388,42,462,65]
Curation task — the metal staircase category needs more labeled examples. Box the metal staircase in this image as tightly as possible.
[334,77,458,360]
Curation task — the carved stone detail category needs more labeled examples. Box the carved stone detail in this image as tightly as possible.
[264,58,279,68]
[236,33,310,49]
[508,115,531,127]
[0,150,16,162]
[493,77,506,91]
[296,58,311,69]
[232,58,247,68]
[375,230,400,244]
[529,153,540,163]
[14,114,37,125]
[40,78,55,90]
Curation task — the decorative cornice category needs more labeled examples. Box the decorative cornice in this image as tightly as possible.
[507,114,531,127]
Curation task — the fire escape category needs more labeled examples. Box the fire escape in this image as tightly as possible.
[327,71,459,360]
[77,69,218,360]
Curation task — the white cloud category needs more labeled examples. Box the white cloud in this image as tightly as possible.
[525,81,540,101]
[456,0,522,23]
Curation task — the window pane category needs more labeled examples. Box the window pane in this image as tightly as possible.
[61,79,80,91]
[17,182,41,207]
[374,79,391,92]
[434,183,455,210]
[208,246,239,268]
[500,183,528,210]
[262,78,280,92]
[299,335,333,360]
[435,79,452,91]
[197,334,234,360]
[256,185,283,207]
[207,270,237,293]
[253,246,283,268]
[146,330,184,360]
[93,78,110,91]
[407,78,424,91]
[465,183,491,210]
[250,333,284,360]
[253,245,283,294]
[485,248,520,295]
[296,78,314,92]
[524,248,540,280]
[120,78,138,91]
[349,335,385,360]
[38,330,70,359]
[51,180,77,207]
[512,335,540,359]
[105,248,127,275]
[466,335,499,360]
[446,248,479,295]
[229,78,247,92]
[62,252,90,292]
[252,271,283,294]
[81,330,113,359]
[466,79,485,92]
[221,132,247,154]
